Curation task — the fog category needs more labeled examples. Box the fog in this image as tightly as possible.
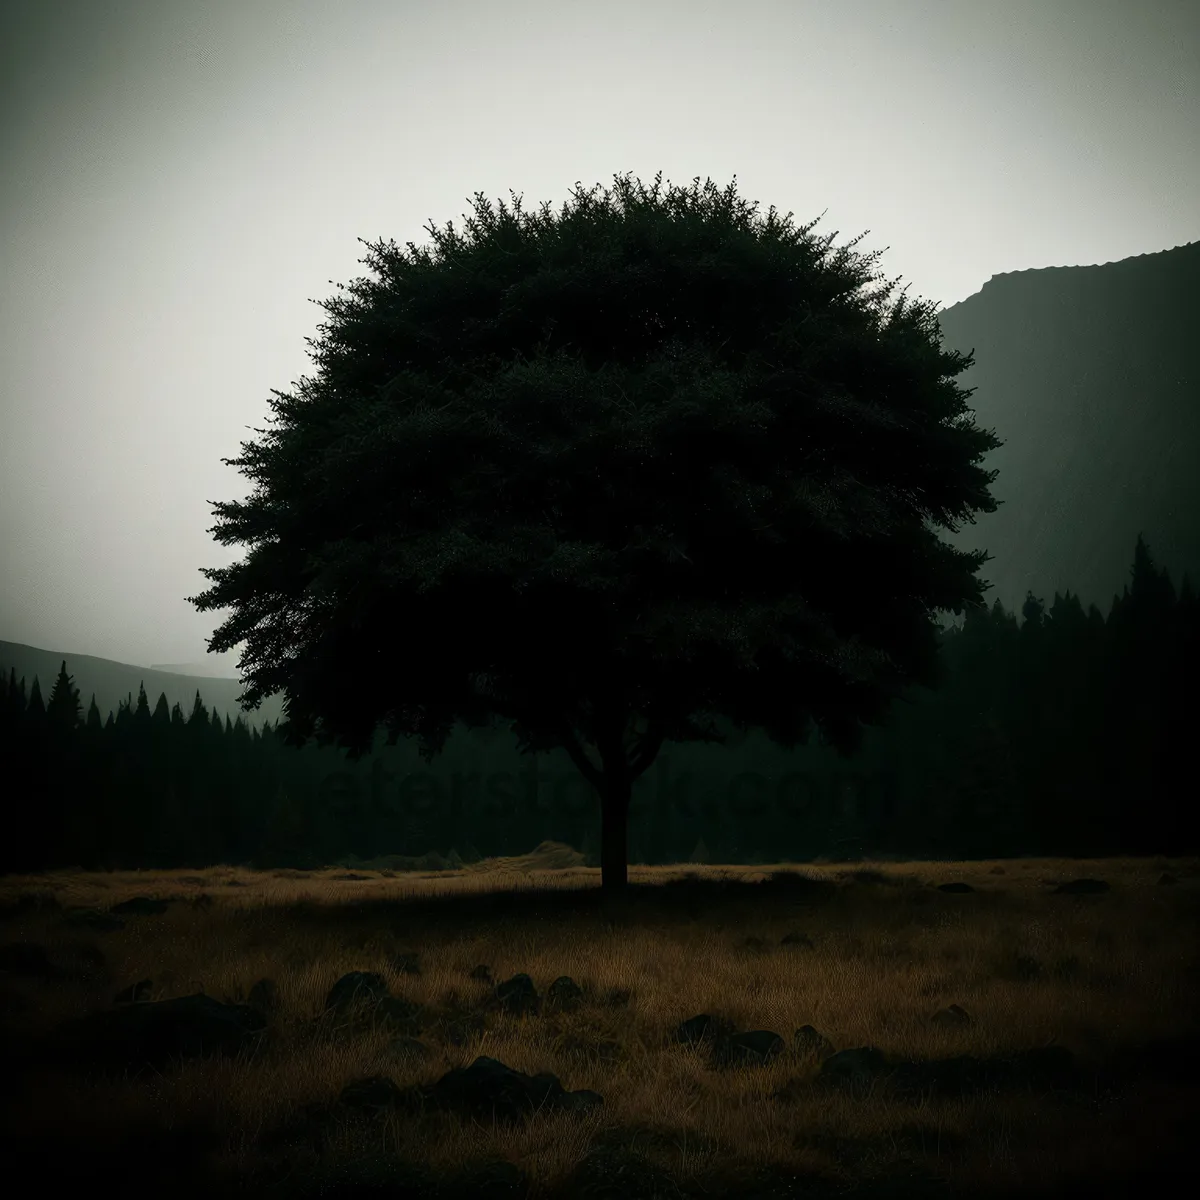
[2,0,1195,674]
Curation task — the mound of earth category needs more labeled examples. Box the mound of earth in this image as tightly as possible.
[490,841,589,873]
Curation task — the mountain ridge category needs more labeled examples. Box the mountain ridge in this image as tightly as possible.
[932,238,1199,615]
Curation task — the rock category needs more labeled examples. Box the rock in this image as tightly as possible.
[324,970,390,1016]
[818,1046,891,1089]
[780,930,815,947]
[1157,872,1177,885]
[246,977,279,1015]
[353,1054,603,1126]
[109,896,172,915]
[711,1029,786,1068]
[113,978,153,1004]
[61,907,125,932]
[739,935,772,953]
[930,1003,972,1027]
[674,1012,737,1050]
[546,974,584,1012]
[495,972,539,1016]
[793,1024,835,1059]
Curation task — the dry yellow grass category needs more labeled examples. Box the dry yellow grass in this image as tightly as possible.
[1,848,1196,1197]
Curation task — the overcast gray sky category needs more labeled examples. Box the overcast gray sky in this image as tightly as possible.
[2,0,1196,676]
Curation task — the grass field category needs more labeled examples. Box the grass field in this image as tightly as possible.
[1,846,1196,1199]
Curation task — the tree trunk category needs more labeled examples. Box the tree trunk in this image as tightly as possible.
[599,772,632,893]
[553,694,667,901]
[592,698,634,896]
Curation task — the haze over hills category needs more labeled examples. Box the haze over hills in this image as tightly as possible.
[4,241,1197,736]
[149,662,241,680]
[933,239,1200,616]
[0,643,287,734]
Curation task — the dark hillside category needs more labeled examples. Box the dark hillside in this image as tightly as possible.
[934,240,1200,616]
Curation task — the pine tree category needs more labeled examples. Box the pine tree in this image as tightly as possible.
[45,661,83,731]
[26,676,47,722]
[187,689,209,727]
[2,667,20,719]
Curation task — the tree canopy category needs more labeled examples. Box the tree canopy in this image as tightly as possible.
[189,170,1001,892]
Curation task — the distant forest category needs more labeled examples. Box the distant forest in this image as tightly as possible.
[1,535,1193,874]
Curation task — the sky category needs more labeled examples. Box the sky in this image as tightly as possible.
[2,0,1197,676]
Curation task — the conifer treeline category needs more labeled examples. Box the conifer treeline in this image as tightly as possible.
[1,536,1193,874]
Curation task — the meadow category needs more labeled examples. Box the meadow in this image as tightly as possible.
[1,844,1196,1199]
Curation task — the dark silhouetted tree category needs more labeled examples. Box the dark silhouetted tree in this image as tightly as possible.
[187,689,210,728]
[26,677,46,724]
[0,671,29,845]
[0,672,40,868]
[42,662,85,862]
[189,171,1002,895]
[1105,536,1184,850]
[1,667,20,718]
[46,661,83,732]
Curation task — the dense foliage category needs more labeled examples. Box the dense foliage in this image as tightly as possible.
[183,172,1003,890]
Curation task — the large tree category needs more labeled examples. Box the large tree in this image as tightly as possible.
[189,171,1001,894]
